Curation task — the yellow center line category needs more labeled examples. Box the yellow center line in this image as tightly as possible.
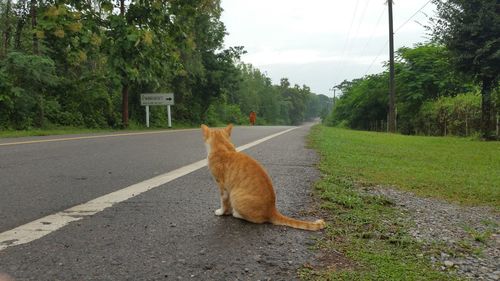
[0,128,199,147]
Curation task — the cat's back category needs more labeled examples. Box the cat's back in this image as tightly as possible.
[227,151,271,179]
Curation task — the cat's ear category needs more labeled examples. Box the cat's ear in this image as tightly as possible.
[225,124,233,136]
[201,124,210,140]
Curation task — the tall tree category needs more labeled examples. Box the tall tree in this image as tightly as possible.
[431,0,500,139]
[106,0,175,127]
[1,0,12,57]
[30,0,45,127]
[13,0,29,50]
[30,0,37,54]
[119,0,128,127]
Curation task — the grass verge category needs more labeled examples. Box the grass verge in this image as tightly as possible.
[0,123,196,139]
[0,127,120,138]
[300,174,455,280]
[301,125,498,280]
[310,126,499,208]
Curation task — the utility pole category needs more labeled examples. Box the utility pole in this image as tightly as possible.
[387,0,396,133]
[329,87,337,108]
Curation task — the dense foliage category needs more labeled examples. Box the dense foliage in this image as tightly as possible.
[327,0,500,138]
[205,64,331,126]
[0,0,326,130]
[326,43,499,137]
[431,0,500,138]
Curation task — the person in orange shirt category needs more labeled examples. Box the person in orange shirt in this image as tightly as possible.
[249,111,256,126]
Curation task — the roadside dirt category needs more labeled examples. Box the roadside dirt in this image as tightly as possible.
[365,186,500,281]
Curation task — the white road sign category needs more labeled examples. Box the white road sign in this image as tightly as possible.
[141,93,174,106]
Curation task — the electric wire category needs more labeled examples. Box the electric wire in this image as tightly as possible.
[361,0,433,76]
[352,0,372,48]
[363,38,389,76]
[338,0,361,64]
[359,5,386,62]
[394,0,432,34]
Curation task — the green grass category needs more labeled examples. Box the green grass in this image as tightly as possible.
[311,126,500,208]
[299,173,455,281]
[301,125,500,280]
[0,123,196,139]
[0,127,119,138]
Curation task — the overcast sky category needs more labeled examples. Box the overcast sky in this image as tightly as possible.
[221,0,435,97]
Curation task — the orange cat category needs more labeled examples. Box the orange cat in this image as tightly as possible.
[201,124,325,231]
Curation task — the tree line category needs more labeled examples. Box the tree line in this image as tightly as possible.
[0,0,328,130]
[327,0,499,139]
[207,64,331,126]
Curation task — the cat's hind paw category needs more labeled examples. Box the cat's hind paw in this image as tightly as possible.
[214,208,224,216]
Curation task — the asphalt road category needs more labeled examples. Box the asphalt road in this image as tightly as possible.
[0,124,324,280]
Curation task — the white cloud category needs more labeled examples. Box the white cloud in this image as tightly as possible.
[243,48,383,66]
[221,0,436,96]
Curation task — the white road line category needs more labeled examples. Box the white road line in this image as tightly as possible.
[0,128,199,147]
[0,127,297,251]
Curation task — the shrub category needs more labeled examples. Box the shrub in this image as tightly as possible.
[416,92,481,136]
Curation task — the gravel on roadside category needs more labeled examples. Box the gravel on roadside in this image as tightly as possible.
[363,186,500,281]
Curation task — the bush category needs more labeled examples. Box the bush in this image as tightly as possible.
[205,104,220,126]
[218,104,246,125]
[205,102,247,126]
[45,98,85,127]
[416,92,481,136]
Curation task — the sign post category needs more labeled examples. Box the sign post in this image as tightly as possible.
[167,105,172,128]
[140,93,175,128]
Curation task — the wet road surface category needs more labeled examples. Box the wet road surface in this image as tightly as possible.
[0,125,323,280]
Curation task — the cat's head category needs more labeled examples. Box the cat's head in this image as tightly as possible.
[201,124,234,154]
[201,124,233,143]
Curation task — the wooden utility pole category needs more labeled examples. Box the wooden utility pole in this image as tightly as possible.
[387,0,396,133]
[329,87,337,108]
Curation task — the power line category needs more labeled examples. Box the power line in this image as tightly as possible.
[359,5,386,60]
[363,38,389,76]
[394,0,432,34]
[351,0,372,53]
[362,0,432,76]
[339,0,361,59]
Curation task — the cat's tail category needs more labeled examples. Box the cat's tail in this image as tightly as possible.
[270,210,326,231]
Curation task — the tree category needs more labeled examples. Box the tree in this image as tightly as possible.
[327,74,388,130]
[431,0,500,139]
[118,0,128,127]
[0,52,58,129]
[395,43,472,134]
[1,0,13,57]
[12,0,29,51]
[105,0,179,127]
[0,0,321,130]
[167,0,234,123]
